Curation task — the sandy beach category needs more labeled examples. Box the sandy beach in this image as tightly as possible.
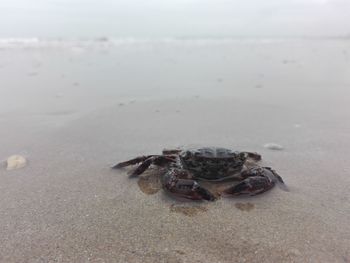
[0,39,350,262]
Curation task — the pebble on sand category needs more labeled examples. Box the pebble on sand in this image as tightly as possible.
[6,155,27,170]
[263,143,284,150]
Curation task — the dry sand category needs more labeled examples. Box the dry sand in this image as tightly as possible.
[0,39,350,262]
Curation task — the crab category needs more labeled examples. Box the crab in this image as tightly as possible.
[112,147,286,201]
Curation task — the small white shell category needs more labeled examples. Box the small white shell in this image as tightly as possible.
[263,143,284,151]
[6,155,27,170]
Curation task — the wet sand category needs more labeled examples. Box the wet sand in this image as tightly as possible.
[0,39,350,262]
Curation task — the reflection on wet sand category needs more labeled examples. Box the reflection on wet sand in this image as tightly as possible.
[235,202,255,211]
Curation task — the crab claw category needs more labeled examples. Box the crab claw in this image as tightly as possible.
[163,169,216,201]
[223,167,285,196]
[223,176,274,196]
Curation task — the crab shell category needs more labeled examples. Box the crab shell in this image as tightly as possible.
[178,147,259,181]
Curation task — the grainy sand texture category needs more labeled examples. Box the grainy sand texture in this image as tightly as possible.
[0,39,350,262]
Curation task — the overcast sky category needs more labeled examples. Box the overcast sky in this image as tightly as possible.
[0,0,349,38]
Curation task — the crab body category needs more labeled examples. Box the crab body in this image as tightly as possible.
[178,147,259,181]
[113,147,286,201]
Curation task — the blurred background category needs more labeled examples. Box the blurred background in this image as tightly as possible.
[1,0,349,39]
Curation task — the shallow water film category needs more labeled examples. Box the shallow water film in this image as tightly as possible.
[1,1,350,261]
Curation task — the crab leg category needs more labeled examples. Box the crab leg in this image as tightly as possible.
[223,167,286,196]
[242,152,262,161]
[129,157,153,176]
[162,169,216,201]
[112,155,156,169]
[162,149,182,155]
[115,155,175,176]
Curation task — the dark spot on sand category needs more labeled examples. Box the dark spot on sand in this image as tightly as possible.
[170,204,208,216]
[128,250,182,263]
[282,59,296,64]
[235,202,255,211]
[174,250,186,255]
[73,82,79,86]
[96,37,109,42]
[255,84,263,89]
[28,72,38,76]
[118,103,125,106]
[46,110,76,116]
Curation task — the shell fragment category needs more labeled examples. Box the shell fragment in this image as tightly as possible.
[6,155,27,170]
